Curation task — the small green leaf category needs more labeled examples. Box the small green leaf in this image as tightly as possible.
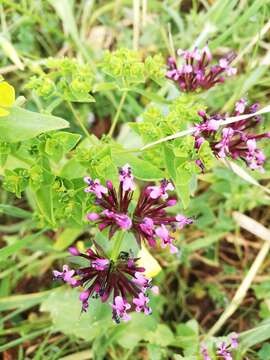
[198,141,215,169]
[34,185,55,225]
[3,168,29,198]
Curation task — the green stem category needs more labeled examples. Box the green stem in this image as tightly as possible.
[67,101,94,143]
[111,231,125,261]
[108,91,127,137]
[46,97,62,113]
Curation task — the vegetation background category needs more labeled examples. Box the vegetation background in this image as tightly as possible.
[0,0,270,359]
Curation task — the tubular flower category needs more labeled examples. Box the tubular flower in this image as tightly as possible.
[166,45,237,92]
[200,333,238,360]
[85,165,193,253]
[53,244,157,323]
[194,100,270,171]
[200,344,211,360]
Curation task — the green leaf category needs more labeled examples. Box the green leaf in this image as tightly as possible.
[101,48,145,88]
[253,281,270,300]
[48,0,79,41]
[0,231,44,261]
[132,88,170,104]
[115,312,157,349]
[0,204,32,219]
[60,158,86,179]
[163,144,176,179]
[175,165,192,209]
[54,228,83,251]
[239,319,270,351]
[34,185,55,225]
[112,152,164,181]
[45,132,81,163]
[3,168,29,198]
[185,232,225,252]
[93,82,118,92]
[0,35,24,70]
[0,290,50,311]
[173,320,200,353]
[146,324,175,347]
[40,288,112,341]
[198,141,215,169]
[0,107,69,142]
[258,343,270,360]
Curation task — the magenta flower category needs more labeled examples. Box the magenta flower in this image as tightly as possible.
[155,224,178,254]
[53,265,78,286]
[84,177,108,198]
[194,99,270,171]
[53,244,156,323]
[92,258,110,270]
[111,296,131,322]
[132,271,150,288]
[119,163,135,192]
[176,214,193,229]
[132,181,192,251]
[217,342,233,360]
[230,332,239,349]
[200,333,239,360]
[85,165,193,253]
[200,344,211,360]
[166,45,237,92]
[148,179,174,199]
[133,292,152,315]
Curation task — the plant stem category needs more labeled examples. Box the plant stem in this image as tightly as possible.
[67,101,94,143]
[108,91,127,137]
[133,0,140,51]
[206,214,270,337]
[111,231,125,262]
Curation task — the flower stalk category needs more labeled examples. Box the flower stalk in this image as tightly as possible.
[111,231,125,262]
[108,90,128,137]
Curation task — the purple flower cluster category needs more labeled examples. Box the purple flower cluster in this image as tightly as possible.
[194,99,270,171]
[166,45,237,92]
[53,164,192,323]
[53,244,158,323]
[201,333,238,360]
[85,164,192,254]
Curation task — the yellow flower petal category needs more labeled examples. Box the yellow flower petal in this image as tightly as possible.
[0,106,10,117]
[137,243,162,278]
[0,81,15,108]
